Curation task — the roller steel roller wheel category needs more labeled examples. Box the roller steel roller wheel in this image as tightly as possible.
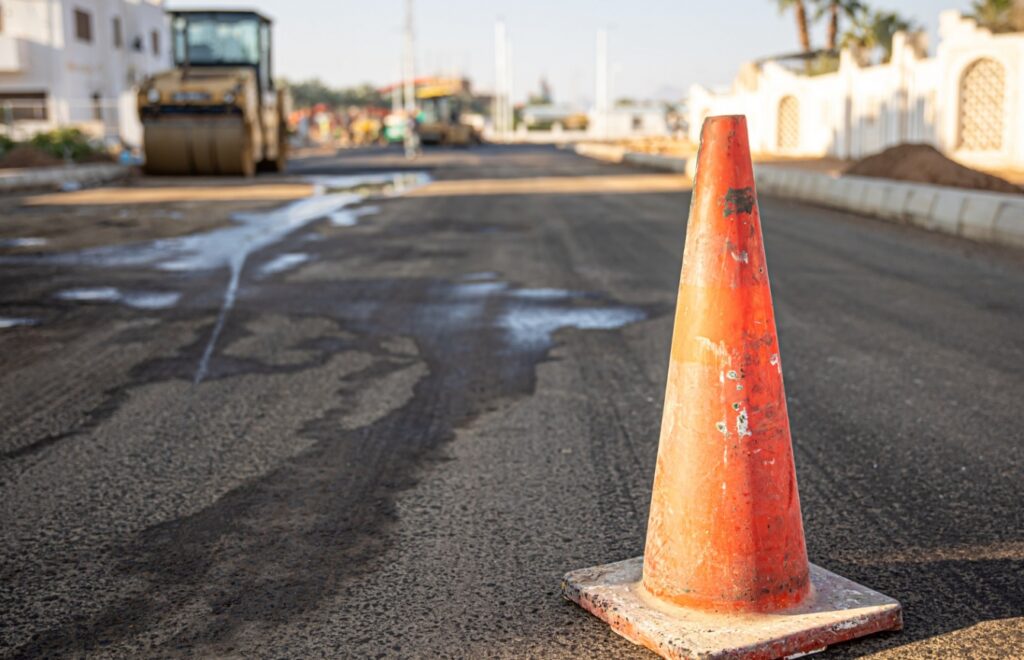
[142,117,254,177]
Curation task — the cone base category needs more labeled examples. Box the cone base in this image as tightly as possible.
[562,557,901,660]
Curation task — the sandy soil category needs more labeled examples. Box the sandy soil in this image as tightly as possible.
[846,144,1022,194]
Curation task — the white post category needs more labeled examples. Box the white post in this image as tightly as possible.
[506,36,514,135]
[596,28,609,139]
[392,64,401,113]
[494,20,506,138]
[403,0,416,114]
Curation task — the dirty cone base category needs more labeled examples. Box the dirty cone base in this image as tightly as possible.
[561,557,901,660]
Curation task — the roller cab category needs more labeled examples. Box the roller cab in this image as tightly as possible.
[138,10,289,176]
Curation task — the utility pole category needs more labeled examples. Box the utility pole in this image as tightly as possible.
[494,20,507,139]
[505,35,514,136]
[595,28,608,139]
[403,0,416,114]
[392,65,401,114]
[494,20,514,139]
[402,0,419,158]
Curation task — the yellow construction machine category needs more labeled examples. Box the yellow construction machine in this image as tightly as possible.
[137,10,289,176]
[416,80,479,147]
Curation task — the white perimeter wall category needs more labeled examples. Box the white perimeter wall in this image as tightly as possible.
[689,11,1024,170]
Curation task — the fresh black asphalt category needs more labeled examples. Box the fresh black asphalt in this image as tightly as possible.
[1,145,1021,658]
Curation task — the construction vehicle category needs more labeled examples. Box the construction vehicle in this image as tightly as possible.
[137,10,289,176]
[382,113,407,144]
[415,80,479,146]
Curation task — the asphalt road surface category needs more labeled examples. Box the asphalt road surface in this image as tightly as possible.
[1,145,1021,659]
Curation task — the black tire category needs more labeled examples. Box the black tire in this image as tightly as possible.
[258,129,288,173]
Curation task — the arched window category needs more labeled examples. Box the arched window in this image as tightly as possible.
[958,58,1005,151]
[777,96,799,151]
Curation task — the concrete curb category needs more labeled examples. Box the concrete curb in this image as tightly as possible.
[622,151,688,173]
[572,143,1024,249]
[0,163,131,194]
[754,166,1024,248]
[573,143,626,163]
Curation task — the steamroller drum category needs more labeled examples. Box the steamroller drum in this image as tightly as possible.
[194,118,254,177]
[143,117,254,177]
[142,121,192,175]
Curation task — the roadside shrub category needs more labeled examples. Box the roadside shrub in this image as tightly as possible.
[0,128,115,168]
[29,128,100,162]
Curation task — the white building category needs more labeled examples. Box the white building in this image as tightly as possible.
[688,11,1024,171]
[0,0,169,148]
[589,105,669,139]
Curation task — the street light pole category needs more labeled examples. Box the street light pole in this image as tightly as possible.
[403,0,416,115]
[494,20,507,139]
[595,28,608,139]
[506,35,514,137]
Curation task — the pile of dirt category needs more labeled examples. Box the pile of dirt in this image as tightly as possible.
[845,144,1021,194]
[0,145,65,170]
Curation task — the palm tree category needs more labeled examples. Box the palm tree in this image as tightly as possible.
[840,9,917,63]
[813,0,865,50]
[969,0,1024,32]
[776,0,813,52]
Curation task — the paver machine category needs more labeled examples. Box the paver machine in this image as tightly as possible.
[138,10,289,176]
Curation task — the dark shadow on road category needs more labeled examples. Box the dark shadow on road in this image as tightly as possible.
[822,556,1023,657]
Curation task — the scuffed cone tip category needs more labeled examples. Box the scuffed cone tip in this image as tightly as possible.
[642,115,811,613]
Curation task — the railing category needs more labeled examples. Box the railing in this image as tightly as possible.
[0,98,130,143]
[0,99,48,123]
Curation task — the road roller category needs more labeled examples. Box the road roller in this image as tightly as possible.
[138,10,289,176]
[415,80,479,147]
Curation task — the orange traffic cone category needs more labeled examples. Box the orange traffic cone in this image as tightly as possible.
[562,115,902,659]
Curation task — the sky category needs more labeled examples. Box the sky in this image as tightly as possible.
[171,1,972,105]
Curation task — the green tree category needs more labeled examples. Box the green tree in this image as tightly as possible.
[336,83,386,108]
[287,78,343,108]
[813,0,864,50]
[285,80,386,110]
[776,0,813,52]
[969,0,1024,32]
[840,9,918,63]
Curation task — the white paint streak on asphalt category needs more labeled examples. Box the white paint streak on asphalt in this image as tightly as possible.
[498,304,645,350]
[0,238,48,248]
[56,287,180,310]
[191,173,428,384]
[0,317,36,328]
[329,205,380,227]
[258,253,311,277]
[2,172,429,384]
